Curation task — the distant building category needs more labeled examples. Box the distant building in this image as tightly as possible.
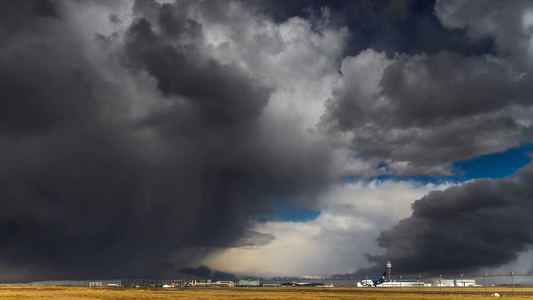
[212,281,235,287]
[237,279,260,287]
[455,279,477,286]
[432,279,455,287]
[188,279,235,287]
[432,279,478,287]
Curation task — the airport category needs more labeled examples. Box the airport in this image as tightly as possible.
[356,261,479,288]
[2,260,533,299]
[4,261,529,290]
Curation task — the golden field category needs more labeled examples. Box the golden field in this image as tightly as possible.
[1,286,533,299]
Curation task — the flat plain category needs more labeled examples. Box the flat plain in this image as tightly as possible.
[1,286,533,299]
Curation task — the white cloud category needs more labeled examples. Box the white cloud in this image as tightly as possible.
[202,12,348,131]
[203,179,453,277]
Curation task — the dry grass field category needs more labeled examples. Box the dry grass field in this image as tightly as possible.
[1,286,533,299]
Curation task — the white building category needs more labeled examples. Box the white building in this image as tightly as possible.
[432,279,478,287]
[455,279,478,286]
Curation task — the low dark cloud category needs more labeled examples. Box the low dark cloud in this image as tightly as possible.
[178,266,212,277]
[359,163,533,276]
[178,266,237,281]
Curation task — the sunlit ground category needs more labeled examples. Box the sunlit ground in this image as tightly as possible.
[1,286,533,299]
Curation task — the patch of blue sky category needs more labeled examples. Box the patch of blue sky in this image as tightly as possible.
[344,143,533,184]
[452,143,533,181]
[269,201,321,222]
[363,143,533,185]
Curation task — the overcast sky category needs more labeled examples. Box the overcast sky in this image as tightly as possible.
[1,0,533,282]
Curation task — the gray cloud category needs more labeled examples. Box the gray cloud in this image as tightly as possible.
[123,1,275,136]
[0,1,98,139]
[320,0,533,176]
[322,48,533,176]
[379,52,529,127]
[352,1,533,274]
[0,0,341,282]
[435,0,533,69]
[178,265,237,281]
[362,162,533,275]
[2,0,533,282]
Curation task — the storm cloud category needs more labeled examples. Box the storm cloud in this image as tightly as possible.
[366,162,533,275]
[0,0,342,281]
[322,50,533,175]
[1,0,533,282]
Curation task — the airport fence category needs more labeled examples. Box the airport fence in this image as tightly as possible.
[259,273,533,296]
[7,278,187,287]
[4,273,532,292]
[262,273,533,288]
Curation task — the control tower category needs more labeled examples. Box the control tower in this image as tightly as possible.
[386,261,392,281]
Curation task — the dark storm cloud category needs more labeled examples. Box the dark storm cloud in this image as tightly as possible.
[179,266,212,277]
[361,163,533,275]
[0,0,338,282]
[3,0,532,282]
[323,50,533,175]
[178,266,237,280]
[379,52,528,127]
[319,0,533,177]
[124,0,272,130]
[0,0,97,139]
[0,0,60,32]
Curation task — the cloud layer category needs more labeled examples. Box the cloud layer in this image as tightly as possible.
[1,0,533,281]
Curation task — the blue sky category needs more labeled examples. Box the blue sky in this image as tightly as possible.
[453,143,533,181]
[271,201,322,222]
[274,143,533,223]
